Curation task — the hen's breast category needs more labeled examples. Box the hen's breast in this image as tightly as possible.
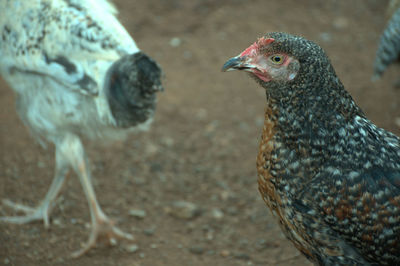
[257,106,317,258]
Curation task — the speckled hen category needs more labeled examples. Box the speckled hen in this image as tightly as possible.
[223,32,400,265]
[373,0,400,80]
[0,0,163,257]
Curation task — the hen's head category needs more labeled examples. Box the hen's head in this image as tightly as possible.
[222,32,361,119]
[106,52,164,128]
[222,32,336,97]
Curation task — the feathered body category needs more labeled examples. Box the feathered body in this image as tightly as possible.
[223,32,400,265]
[0,0,163,257]
[0,0,158,141]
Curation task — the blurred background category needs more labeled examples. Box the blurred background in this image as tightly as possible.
[0,0,398,265]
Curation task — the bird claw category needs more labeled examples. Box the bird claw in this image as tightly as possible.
[71,218,134,258]
[0,199,51,227]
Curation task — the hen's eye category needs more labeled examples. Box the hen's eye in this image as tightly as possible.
[270,55,284,64]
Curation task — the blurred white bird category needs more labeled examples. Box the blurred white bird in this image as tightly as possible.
[0,0,163,257]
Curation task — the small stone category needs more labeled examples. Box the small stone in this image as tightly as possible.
[220,250,230,257]
[319,32,332,43]
[211,208,224,219]
[110,238,117,246]
[255,239,268,251]
[234,253,251,260]
[52,218,62,226]
[167,201,202,220]
[129,209,147,219]
[125,244,139,253]
[4,258,10,265]
[150,243,157,249]
[143,227,156,236]
[207,250,216,255]
[189,245,204,255]
[333,17,348,29]
[139,253,145,258]
[146,143,159,155]
[220,190,232,201]
[169,37,182,47]
[150,162,163,172]
[161,137,174,147]
[196,108,208,120]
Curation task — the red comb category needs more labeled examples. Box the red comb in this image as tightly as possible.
[258,37,275,46]
[239,37,275,57]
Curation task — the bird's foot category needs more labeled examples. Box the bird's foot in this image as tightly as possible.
[71,216,134,258]
[0,199,51,227]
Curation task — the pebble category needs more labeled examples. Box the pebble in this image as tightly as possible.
[333,17,348,29]
[52,218,62,226]
[143,227,156,236]
[319,32,332,43]
[169,37,182,47]
[255,239,268,251]
[3,258,10,265]
[210,208,224,220]
[220,250,230,257]
[207,250,216,255]
[189,245,204,255]
[129,209,147,219]
[125,244,139,253]
[196,108,208,120]
[167,201,202,219]
[234,252,251,260]
[145,142,159,155]
[150,162,163,172]
[161,137,175,147]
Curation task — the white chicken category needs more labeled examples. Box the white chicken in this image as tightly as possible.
[0,0,163,257]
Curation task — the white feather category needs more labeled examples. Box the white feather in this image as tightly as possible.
[0,0,144,142]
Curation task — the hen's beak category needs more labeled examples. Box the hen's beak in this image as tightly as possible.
[221,56,255,72]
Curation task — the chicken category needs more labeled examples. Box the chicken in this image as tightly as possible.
[373,0,400,80]
[0,0,163,257]
[222,32,400,265]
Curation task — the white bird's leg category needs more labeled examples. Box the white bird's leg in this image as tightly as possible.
[58,134,133,258]
[0,145,69,227]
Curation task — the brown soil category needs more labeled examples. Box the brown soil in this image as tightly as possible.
[1,0,399,265]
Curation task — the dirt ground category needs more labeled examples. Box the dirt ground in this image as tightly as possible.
[1,0,400,265]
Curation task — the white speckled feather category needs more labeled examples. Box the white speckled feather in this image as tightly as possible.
[0,0,142,141]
